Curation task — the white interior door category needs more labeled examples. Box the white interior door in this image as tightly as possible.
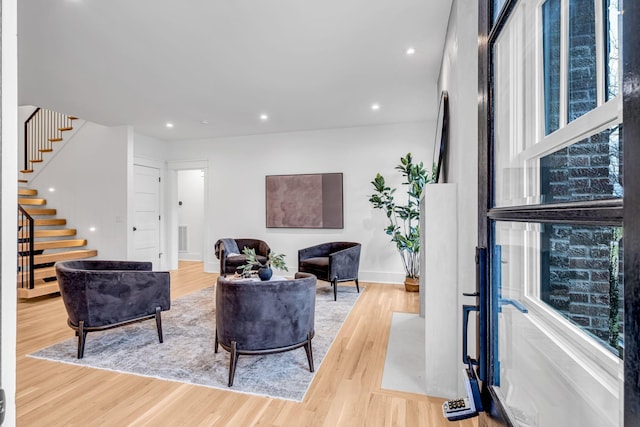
[133,165,161,269]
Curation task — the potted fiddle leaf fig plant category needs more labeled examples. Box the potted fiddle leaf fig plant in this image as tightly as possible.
[368,152,431,291]
[238,247,288,281]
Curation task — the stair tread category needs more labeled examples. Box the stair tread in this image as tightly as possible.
[58,127,73,131]
[20,170,34,174]
[23,208,56,216]
[32,229,77,238]
[17,282,60,299]
[18,188,37,196]
[18,198,46,205]
[19,239,87,251]
[39,148,53,153]
[19,249,97,265]
[16,266,56,281]
[48,138,63,142]
[19,218,66,226]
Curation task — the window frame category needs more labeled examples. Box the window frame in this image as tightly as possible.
[477,0,638,425]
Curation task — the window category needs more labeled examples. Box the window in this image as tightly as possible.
[494,0,623,346]
[484,0,625,424]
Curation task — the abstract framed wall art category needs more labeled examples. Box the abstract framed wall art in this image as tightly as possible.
[265,173,343,228]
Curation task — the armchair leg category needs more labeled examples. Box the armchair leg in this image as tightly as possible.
[228,341,239,387]
[155,307,163,343]
[214,330,219,353]
[77,320,87,359]
[332,277,338,301]
[304,331,314,372]
[355,278,360,293]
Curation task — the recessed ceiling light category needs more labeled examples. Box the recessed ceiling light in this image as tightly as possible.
[371,103,381,111]
[406,47,416,56]
[48,187,55,192]
[260,114,269,121]
[166,122,174,128]
[200,120,209,125]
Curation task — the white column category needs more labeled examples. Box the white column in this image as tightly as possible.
[421,183,459,399]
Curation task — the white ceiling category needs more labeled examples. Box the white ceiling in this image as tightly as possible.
[18,0,453,141]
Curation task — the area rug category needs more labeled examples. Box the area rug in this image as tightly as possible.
[29,284,362,402]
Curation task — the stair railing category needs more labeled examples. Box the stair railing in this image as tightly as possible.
[17,205,35,290]
[23,107,75,172]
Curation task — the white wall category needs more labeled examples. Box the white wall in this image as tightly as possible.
[437,0,479,396]
[28,122,130,260]
[177,169,205,261]
[164,122,435,282]
[133,132,169,161]
[3,0,18,423]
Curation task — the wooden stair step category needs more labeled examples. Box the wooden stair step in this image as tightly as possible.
[23,207,56,216]
[58,126,73,131]
[18,179,29,183]
[19,218,66,227]
[20,249,97,265]
[16,266,57,282]
[30,159,43,163]
[18,188,37,196]
[31,229,76,238]
[18,198,46,205]
[48,138,63,142]
[20,170,34,174]
[18,239,87,252]
[39,148,53,153]
[68,116,78,120]
[17,281,60,299]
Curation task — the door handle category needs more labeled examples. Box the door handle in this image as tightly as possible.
[463,304,479,366]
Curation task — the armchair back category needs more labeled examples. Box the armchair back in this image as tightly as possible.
[215,272,317,385]
[214,238,271,276]
[55,260,170,358]
[298,241,361,300]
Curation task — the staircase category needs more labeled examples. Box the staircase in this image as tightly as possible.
[17,108,98,298]
[20,108,77,179]
[18,187,98,298]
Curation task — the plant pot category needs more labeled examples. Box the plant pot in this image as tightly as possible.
[404,276,419,292]
[258,266,273,281]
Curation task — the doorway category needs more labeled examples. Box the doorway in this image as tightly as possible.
[177,169,205,261]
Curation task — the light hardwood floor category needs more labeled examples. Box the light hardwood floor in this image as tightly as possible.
[16,261,477,427]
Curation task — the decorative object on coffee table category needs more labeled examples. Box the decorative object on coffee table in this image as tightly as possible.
[55,260,171,358]
[215,272,316,386]
[368,153,432,292]
[238,246,288,281]
[298,241,361,300]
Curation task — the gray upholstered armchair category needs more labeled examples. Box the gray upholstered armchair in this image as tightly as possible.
[215,272,316,386]
[298,241,361,301]
[55,260,171,359]
[214,238,271,276]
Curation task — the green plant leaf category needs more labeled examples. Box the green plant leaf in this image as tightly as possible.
[368,151,432,278]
